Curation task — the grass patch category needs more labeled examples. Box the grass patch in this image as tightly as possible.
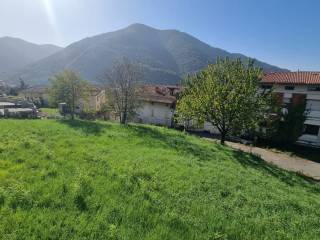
[0,119,320,239]
[39,108,61,118]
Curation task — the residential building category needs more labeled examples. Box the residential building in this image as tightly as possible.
[261,72,320,147]
[20,85,106,114]
[78,87,106,113]
[88,87,106,112]
[135,85,182,127]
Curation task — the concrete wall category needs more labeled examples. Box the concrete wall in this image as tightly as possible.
[136,101,174,127]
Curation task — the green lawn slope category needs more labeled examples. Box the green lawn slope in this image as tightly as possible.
[0,120,319,240]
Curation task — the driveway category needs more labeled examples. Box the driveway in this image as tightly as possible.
[225,141,320,181]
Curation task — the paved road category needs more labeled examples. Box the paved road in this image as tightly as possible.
[225,141,320,181]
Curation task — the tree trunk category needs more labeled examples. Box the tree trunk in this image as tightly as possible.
[220,131,226,145]
[122,90,128,124]
[70,102,75,120]
[122,111,127,124]
[120,112,127,124]
[71,83,75,120]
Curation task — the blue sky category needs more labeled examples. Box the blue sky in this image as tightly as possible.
[0,0,319,71]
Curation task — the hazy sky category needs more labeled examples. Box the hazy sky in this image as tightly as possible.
[0,0,320,71]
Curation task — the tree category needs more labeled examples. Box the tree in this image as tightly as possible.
[8,86,19,96]
[266,100,307,146]
[104,58,142,124]
[49,70,88,120]
[177,58,272,144]
[19,78,28,90]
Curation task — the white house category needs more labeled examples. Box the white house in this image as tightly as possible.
[135,85,182,127]
[261,71,320,148]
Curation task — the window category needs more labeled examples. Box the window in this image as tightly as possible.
[306,100,320,111]
[261,85,272,90]
[285,85,295,90]
[308,86,320,91]
[304,124,320,136]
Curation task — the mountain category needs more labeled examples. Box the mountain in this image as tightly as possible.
[0,37,62,80]
[6,24,287,85]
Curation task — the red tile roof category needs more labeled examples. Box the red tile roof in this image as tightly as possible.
[139,85,182,104]
[261,72,320,85]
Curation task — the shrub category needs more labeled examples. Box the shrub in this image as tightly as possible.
[267,101,307,146]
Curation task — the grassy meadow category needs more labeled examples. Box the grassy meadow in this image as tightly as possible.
[0,119,320,239]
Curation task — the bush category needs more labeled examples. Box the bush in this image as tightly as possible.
[265,101,307,147]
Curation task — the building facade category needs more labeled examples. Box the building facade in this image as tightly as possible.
[76,87,106,115]
[261,72,320,147]
[135,85,182,127]
[87,88,106,112]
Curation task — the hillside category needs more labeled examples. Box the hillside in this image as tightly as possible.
[0,37,62,80]
[0,119,319,239]
[7,24,287,85]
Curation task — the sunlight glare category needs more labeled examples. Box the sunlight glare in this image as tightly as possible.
[41,0,62,43]
[42,0,57,29]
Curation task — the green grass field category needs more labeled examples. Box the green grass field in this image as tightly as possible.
[0,120,320,240]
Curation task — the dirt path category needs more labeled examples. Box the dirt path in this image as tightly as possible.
[222,141,320,180]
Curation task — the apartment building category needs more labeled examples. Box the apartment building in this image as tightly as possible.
[261,72,320,147]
